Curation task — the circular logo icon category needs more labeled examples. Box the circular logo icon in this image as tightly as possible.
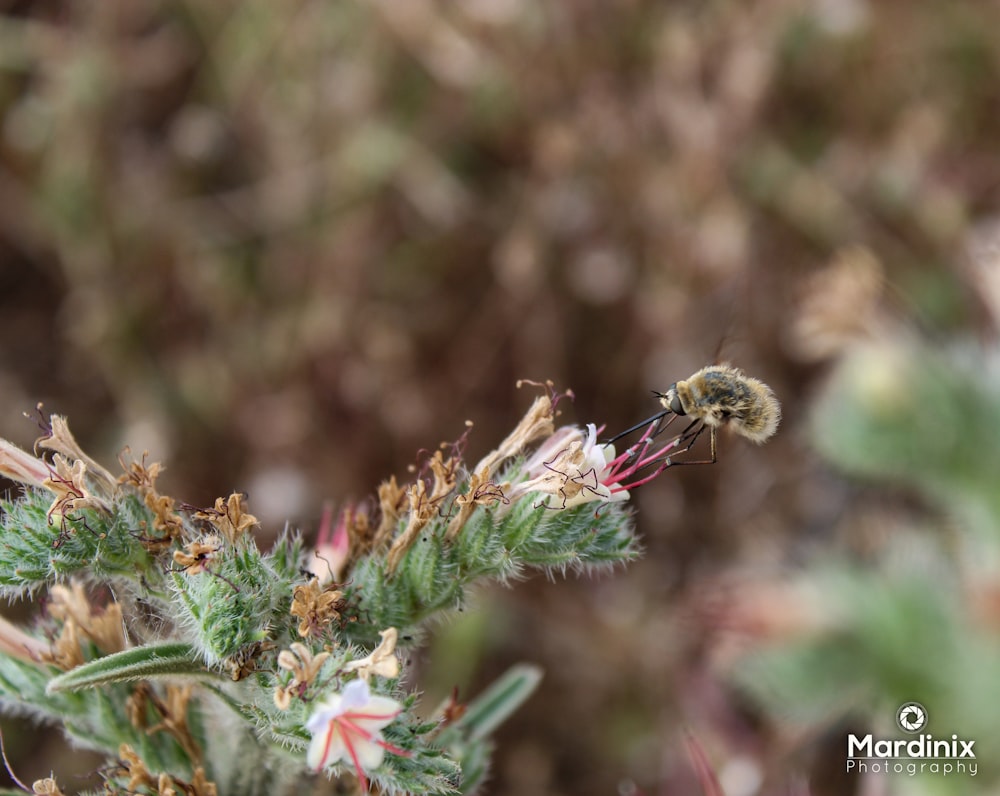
[896,702,927,733]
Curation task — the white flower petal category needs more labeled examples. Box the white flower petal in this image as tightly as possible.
[371,657,400,678]
[340,678,371,709]
[305,694,344,732]
[308,721,347,770]
[560,483,620,510]
[348,734,386,771]
[350,695,402,733]
[342,628,401,681]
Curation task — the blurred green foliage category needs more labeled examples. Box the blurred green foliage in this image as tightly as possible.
[815,342,1000,528]
[733,338,1000,794]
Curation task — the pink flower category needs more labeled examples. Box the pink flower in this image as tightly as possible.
[308,502,351,585]
[0,437,111,521]
[0,437,50,489]
[0,613,50,663]
[510,420,682,509]
[306,679,406,791]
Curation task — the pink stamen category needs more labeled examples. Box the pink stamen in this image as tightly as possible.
[600,419,683,492]
[338,717,373,743]
[315,722,337,772]
[343,709,402,722]
[340,716,412,759]
[375,738,411,757]
[339,723,369,794]
[317,502,335,547]
[338,713,410,757]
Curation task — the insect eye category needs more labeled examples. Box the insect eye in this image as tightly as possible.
[668,389,685,416]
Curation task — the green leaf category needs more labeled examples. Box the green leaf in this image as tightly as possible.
[46,643,208,693]
[449,663,543,744]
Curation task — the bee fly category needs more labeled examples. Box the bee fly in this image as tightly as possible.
[606,365,781,467]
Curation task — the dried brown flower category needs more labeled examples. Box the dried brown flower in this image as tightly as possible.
[290,578,345,638]
[116,449,184,547]
[117,448,164,492]
[117,744,156,792]
[189,768,218,796]
[43,455,111,523]
[43,617,84,671]
[445,467,506,541]
[144,491,185,545]
[47,582,126,655]
[195,493,259,544]
[145,684,202,763]
[227,640,275,681]
[273,683,292,711]
[307,503,368,584]
[472,389,556,476]
[345,508,372,557]
[36,413,118,497]
[126,687,149,731]
[343,627,400,681]
[173,535,223,575]
[385,480,434,575]
[372,476,407,551]
[384,449,463,572]
[43,582,125,669]
[32,779,66,796]
[274,642,331,709]
[112,744,216,796]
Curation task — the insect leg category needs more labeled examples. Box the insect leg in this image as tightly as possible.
[666,425,717,466]
[619,418,707,477]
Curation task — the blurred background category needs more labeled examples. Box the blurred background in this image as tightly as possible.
[3,1,1000,794]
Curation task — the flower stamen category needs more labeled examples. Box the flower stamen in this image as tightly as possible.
[601,418,684,491]
[339,725,368,793]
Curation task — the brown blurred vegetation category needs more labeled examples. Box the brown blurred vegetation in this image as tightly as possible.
[2,1,1000,794]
